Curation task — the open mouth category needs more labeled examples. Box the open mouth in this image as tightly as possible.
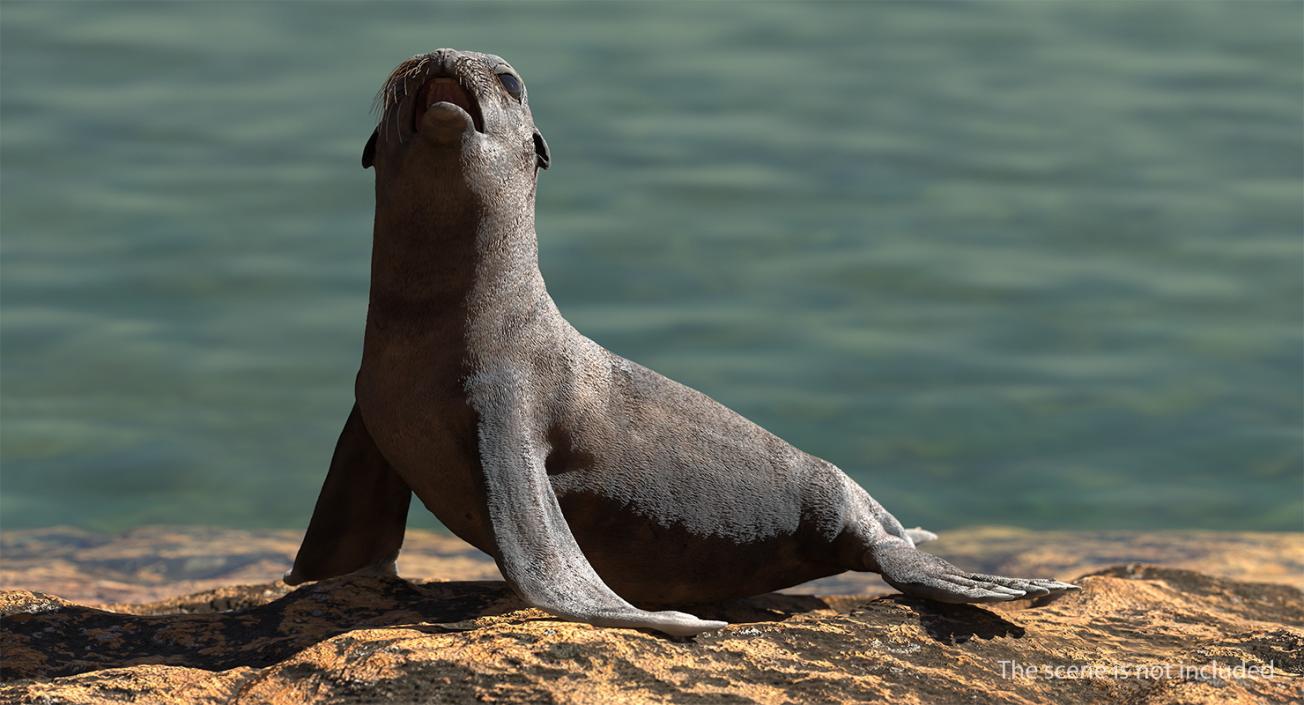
[413,76,484,133]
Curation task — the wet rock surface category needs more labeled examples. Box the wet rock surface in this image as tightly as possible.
[1,528,1300,704]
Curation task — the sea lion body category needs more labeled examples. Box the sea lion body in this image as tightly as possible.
[363,318,851,605]
[289,49,1077,635]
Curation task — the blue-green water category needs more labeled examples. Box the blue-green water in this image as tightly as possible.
[2,2,1301,533]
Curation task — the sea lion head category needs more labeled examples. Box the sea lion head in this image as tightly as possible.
[363,49,550,194]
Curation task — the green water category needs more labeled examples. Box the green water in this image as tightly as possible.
[2,2,1301,534]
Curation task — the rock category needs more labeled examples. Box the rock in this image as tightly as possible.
[0,526,499,607]
[4,526,1301,605]
[1,528,1301,704]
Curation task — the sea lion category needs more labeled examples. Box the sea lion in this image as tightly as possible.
[287,49,1078,636]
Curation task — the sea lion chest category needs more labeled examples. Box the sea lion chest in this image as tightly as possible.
[355,332,497,553]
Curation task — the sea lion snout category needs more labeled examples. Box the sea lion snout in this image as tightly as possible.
[414,77,483,142]
[365,49,549,175]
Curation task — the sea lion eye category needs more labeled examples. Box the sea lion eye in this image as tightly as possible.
[497,72,523,100]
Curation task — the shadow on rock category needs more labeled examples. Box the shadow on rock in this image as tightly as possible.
[1,576,841,681]
[0,575,523,680]
[686,592,832,625]
[888,595,1026,644]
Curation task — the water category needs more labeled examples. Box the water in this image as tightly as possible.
[2,2,1300,534]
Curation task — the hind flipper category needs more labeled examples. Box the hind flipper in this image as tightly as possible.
[904,527,938,544]
[868,537,1078,604]
[286,403,412,585]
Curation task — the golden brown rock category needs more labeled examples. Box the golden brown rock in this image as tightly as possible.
[1,528,1301,704]
[5,526,1301,604]
[0,526,499,606]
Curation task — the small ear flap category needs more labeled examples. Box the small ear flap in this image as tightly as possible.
[361,129,378,169]
[532,130,551,171]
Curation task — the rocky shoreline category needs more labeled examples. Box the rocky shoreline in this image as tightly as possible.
[1,527,1300,704]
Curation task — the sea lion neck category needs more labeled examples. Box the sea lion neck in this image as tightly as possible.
[364,173,549,338]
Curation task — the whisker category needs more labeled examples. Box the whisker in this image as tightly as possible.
[372,53,438,144]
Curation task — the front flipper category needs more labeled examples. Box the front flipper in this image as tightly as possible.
[869,538,1079,604]
[469,370,726,637]
[286,402,412,585]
